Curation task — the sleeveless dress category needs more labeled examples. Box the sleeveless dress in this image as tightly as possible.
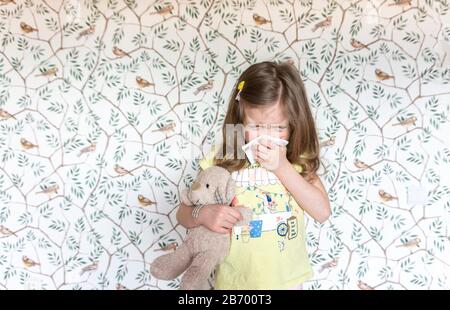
[199,147,313,289]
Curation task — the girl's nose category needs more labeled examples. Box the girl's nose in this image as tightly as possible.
[258,127,268,135]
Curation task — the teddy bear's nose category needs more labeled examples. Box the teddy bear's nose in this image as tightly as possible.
[191,181,201,191]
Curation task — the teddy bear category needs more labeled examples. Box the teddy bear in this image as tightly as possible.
[150,166,252,290]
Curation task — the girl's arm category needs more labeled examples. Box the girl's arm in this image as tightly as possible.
[176,202,202,229]
[176,202,243,233]
[274,161,331,223]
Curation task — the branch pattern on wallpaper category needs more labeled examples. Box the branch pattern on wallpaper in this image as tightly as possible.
[0,0,449,289]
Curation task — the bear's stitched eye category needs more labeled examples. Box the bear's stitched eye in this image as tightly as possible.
[206,184,209,188]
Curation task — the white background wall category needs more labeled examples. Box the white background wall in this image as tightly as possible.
[0,0,449,289]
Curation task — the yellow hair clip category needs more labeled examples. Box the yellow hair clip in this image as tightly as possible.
[236,80,245,101]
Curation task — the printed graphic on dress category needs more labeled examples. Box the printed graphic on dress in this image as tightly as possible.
[231,166,300,250]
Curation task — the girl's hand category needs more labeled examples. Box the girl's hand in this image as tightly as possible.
[252,137,289,172]
[197,204,243,234]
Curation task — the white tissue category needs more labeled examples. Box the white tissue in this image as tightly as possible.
[241,135,289,165]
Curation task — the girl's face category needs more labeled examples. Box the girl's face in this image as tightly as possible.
[242,100,290,143]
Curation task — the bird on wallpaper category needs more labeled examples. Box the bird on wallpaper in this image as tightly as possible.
[392,116,417,127]
[357,280,374,290]
[113,46,132,58]
[150,4,174,16]
[320,135,336,147]
[388,0,412,7]
[35,67,58,77]
[0,108,16,120]
[282,59,299,72]
[114,164,134,176]
[135,76,154,88]
[138,194,156,207]
[77,25,95,40]
[20,22,38,33]
[78,142,96,157]
[312,16,332,32]
[375,68,394,81]
[284,59,295,66]
[319,258,338,273]
[194,80,214,95]
[354,159,374,171]
[396,237,421,249]
[116,283,129,290]
[80,261,98,275]
[155,242,178,252]
[351,38,370,50]
[0,0,16,6]
[253,13,271,26]
[0,225,17,237]
[20,137,38,150]
[378,189,398,202]
[22,255,40,268]
[151,122,176,134]
[36,184,59,195]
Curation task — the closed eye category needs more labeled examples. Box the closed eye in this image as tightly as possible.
[247,124,288,130]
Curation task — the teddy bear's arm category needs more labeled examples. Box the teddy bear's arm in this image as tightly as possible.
[233,205,253,226]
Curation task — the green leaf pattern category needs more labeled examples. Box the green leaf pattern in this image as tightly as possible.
[0,0,449,290]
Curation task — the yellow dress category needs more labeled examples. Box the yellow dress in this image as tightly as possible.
[198,147,314,289]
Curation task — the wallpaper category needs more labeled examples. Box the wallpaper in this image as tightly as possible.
[0,0,449,290]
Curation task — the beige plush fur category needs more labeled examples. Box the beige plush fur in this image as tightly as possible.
[150,166,252,290]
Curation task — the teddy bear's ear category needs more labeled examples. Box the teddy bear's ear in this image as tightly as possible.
[224,174,236,204]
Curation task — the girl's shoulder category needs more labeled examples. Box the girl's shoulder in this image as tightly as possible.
[292,162,303,173]
[293,153,308,173]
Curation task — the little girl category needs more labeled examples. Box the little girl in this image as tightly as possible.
[176,61,331,290]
